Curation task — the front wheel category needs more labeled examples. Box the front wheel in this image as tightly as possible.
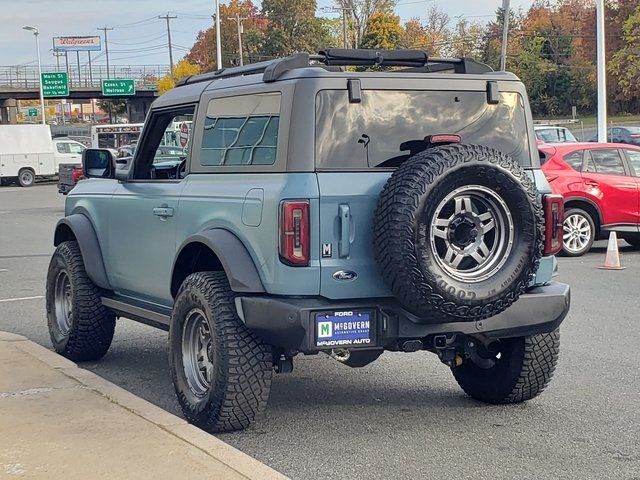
[18,169,35,187]
[562,208,595,257]
[452,330,560,404]
[45,241,116,361]
[169,271,273,433]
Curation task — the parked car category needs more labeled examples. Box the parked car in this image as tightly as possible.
[47,49,569,433]
[540,142,640,256]
[57,164,83,195]
[535,126,578,144]
[589,126,640,146]
[0,125,85,187]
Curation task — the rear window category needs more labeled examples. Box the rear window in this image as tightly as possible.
[315,90,532,169]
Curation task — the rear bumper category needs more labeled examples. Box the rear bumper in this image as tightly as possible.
[237,282,570,353]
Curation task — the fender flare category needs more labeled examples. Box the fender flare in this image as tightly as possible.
[54,214,112,290]
[563,196,603,225]
[173,229,265,294]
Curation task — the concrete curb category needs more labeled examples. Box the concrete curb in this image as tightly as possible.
[4,333,288,480]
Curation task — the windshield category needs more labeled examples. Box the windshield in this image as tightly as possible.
[316,90,532,169]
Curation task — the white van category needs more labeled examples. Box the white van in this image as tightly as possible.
[0,125,86,187]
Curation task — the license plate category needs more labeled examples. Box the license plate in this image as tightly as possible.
[315,310,374,348]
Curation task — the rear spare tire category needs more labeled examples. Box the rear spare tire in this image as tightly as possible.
[374,144,544,321]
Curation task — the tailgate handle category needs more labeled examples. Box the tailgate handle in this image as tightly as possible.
[339,204,351,258]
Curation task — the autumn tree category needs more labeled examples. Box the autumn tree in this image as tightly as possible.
[400,18,429,50]
[157,59,201,95]
[262,0,328,56]
[359,12,403,49]
[186,0,266,70]
[611,6,640,104]
[334,0,396,47]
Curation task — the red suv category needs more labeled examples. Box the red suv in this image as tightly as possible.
[540,142,640,256]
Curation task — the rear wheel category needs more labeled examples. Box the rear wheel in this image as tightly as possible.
[452,330,560,404]
[169,271,273,432]
[18,168,35,187]
[562,208,595,257]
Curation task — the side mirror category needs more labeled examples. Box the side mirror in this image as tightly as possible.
[82,149,115,179]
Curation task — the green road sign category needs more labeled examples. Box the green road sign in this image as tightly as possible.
[102,79,136,96]
[27,108,38,117]
[41,72,68,97]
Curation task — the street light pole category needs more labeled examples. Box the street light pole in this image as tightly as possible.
[214,0,222,69]
[596,0,608,143]
[23,26,46,125]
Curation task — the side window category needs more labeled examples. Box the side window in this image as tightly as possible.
[69,143,84,154]
[200,93,280,167]
[625,149,640,176]
[563,151,584,171]
[130,106,195,180]
[56,143,69,154]
[588,149,625,175]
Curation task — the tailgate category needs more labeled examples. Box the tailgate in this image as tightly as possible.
[317,172,393,299]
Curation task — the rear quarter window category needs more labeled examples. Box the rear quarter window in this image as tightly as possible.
[563,151,584,171]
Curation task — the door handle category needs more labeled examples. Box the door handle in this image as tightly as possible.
[584,180,599,187]
[153,206,174,218]
[339,204,351,258]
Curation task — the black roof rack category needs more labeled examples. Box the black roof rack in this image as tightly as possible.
[176,49,493,87]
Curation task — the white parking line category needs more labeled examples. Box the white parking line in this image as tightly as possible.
[0,296,44,303]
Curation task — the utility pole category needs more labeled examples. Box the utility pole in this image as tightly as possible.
[500,0,511,71]
[97,27,113,78]
[228,13,247,66]
[596,0,607,143]
[214,0,222,70]
[159,13,177,71]
[320,6,351,48]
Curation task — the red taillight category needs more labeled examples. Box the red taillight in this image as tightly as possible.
[427,134,462,144]
[279,200,310,266]
[544,194,564,256]
[630,134,640,139]
[71,167,84,183]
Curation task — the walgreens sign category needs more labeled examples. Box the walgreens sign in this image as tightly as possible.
[53,36,102,52]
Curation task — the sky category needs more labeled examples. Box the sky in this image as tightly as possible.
[1,0,531,68]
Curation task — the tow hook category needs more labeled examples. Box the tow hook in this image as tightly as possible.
[330,348,351,363]
[464,340,496,369]
[274,353,294,374]
[437,349,463,367]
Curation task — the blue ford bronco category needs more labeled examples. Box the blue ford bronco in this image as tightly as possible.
[46,49,570,432]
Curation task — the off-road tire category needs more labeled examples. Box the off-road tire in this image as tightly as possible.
[561,208,595,257]
[45,241,116,361]
[452,330,560,404]
[374,144,544,322]
[169,271,273,433]
[18,168,35,187]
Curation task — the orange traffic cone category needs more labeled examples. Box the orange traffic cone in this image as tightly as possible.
[598,232,625,270]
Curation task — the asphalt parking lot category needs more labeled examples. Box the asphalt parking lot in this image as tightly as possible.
[1,184,639,480]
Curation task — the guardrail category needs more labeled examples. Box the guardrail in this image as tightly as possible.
[0,65,168,90]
